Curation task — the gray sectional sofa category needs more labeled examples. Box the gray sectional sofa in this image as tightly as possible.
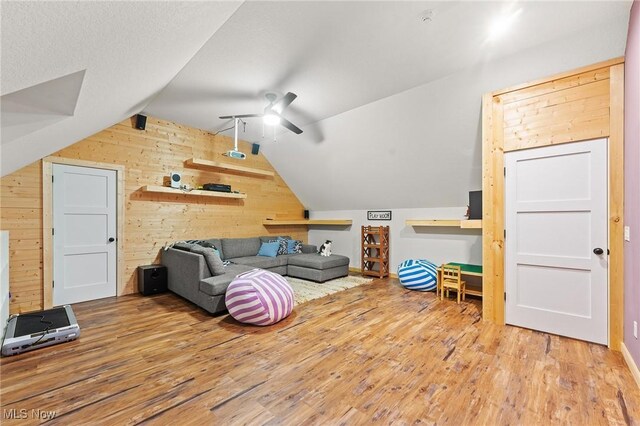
[161,236,350,314]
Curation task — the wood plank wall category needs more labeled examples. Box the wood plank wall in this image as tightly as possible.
[0,116,306,314]
[482,57,625,349]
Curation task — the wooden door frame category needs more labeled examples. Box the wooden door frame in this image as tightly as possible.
[482,57,625,350]
[42,156,125,308]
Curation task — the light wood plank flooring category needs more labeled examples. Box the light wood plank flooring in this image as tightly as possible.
[1,278,638,425]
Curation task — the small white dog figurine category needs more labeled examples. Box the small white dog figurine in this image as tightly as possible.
[319,240,332,257]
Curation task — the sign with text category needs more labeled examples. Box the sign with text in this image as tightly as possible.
[367,210,392,221]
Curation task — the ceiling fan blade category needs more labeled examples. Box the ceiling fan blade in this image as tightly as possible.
[279,117,303,134]
[219,113,263,119]
[272,92,297,114]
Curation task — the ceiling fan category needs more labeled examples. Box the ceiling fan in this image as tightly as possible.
[219,92,303,135]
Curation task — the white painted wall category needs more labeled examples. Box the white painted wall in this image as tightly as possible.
[308,208,481,274]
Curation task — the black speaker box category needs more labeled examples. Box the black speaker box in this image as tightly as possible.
[135,114,147,130]
[251,143,260,155]
[304,209,309,219]
[137,265,167,295]
[469,190,482,220]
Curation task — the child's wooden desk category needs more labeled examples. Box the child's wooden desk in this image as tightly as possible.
[437,262,483,297]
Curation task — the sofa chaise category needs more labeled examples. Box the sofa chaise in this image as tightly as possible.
[161,236,350,314]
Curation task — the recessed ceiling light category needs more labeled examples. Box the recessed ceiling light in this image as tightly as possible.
[488,9,522,40]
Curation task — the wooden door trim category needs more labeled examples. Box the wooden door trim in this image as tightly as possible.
[42,157,125,308]
[489,57,624,97]
[482,60,624,350]
[609,64,624,350]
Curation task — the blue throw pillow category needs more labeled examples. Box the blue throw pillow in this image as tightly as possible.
[258,241,280,257]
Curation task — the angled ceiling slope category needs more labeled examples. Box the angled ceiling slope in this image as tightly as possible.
[1,70,86,145]
[260,6,630,211]
[0,1,243,177]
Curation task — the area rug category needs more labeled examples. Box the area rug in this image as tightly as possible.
[287,275,373,305]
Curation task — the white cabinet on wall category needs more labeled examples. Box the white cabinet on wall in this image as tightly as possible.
[0,231,9,333]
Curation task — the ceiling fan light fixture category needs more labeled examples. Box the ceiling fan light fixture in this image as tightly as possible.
[263,113,280,126]
[220,92,302,135]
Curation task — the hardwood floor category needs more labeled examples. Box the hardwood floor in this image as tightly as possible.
[1,278,638,425]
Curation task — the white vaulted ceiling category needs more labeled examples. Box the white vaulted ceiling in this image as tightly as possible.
[0,1,632,210]
[145,1,631,143]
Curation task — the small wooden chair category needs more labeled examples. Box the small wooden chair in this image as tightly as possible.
[440,264,466,304]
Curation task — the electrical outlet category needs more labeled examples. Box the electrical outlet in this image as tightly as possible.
[624,226,631,242]
[635,321,638,339]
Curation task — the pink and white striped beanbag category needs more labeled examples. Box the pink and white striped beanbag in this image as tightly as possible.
[225,269,295,326]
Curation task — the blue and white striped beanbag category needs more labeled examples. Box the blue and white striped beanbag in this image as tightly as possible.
[397,259,438,291]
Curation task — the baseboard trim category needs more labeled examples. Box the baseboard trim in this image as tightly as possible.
[621,342,640,389]
[348,267,397,279]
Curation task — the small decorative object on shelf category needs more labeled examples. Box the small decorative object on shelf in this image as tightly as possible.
[169,171,182,188]
[468,190,482,220]
[361,225,390,278]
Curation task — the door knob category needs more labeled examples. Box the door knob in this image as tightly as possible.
[593,247,604,255]
[108,237,115,243]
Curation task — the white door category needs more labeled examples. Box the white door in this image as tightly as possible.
[505,139,608,345]
[53,164,117,305]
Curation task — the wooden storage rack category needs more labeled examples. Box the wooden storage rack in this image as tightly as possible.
[361,225,390,278]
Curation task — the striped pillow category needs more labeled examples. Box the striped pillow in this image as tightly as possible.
[225,269,295,325]
[269,238,289,255]
[288,240,303,254]
[397,259,438,291]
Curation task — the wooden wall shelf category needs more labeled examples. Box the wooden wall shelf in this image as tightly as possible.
[184,158,275,178]
[141,185,247,199]
[460,220,482,229]
[406,219,482,229]
[262,219,352,226]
